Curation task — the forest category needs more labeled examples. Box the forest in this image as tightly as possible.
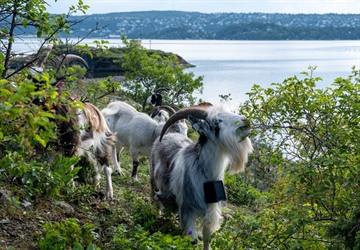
[0,1,359,249]
[5,10,360,40]
[71,11,360,40]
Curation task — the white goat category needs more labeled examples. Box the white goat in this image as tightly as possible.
[31,45,115,200]
[150,103,253,250]
[149,105,170,123]
[101,101,188,180]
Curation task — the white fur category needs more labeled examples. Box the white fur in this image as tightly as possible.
[101,101,187,179]
[74,103,115,199]
[150,103,253,249]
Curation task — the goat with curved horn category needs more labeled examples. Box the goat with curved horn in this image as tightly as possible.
[36,44,54,69]
[155,87,169,94]
[28,44,116,200]
[150,105,176,121]
[150,102,253,249]
[29,45,89,79]
[159,104,210,141]
[49,54,89,71]
[147,87,170,107]
[101,101,188,180]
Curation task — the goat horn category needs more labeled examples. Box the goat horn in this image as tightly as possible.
[171,106,180,111]
[49,54,89,70]
[36,44,54,69]
[159,105,210,141]
[154,87,169,94]
[150,106,161,118]
[198,102,213,107]
[158,105,176,114]
[150,105,175,118]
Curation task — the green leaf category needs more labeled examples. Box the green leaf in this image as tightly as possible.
[34,134,46,147]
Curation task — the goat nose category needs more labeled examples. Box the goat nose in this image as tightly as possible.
[241,117,251,128]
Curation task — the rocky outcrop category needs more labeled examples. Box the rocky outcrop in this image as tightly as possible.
[10,45,195,78]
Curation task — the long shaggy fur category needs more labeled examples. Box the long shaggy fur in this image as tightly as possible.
[27,45,114,198]
[150,103,253,250]
[55,102,115,199]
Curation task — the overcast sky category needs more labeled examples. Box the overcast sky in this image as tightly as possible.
[48,0,360,15]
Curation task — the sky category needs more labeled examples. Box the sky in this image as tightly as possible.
[48,0,360,15]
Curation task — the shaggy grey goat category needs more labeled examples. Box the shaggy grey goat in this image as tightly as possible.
[30,45,115,200]
[101,101,188,180]
[150,103,253,250]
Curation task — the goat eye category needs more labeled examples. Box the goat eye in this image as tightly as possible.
[214,119,222,125]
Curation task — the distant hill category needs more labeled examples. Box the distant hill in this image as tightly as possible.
[62,11,359,40]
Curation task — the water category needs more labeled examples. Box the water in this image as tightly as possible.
[11,38,360,106]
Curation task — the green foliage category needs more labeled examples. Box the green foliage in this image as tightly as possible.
[131,197,158,232]
[327,208,360,249]
[1,75,55,154]
[121,36,204,110]
[245,137,285,192]
[111,224,195,250]
[2,3,360,249]
[225,174,264,207]
[0,0,89,78]
[37,218,99,250]
[0,72,85,199]
[22,156,80,199]
[239,66,360,248]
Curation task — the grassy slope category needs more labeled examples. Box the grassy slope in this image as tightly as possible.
[0,148,201,249]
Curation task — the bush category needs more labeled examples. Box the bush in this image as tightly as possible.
[225,174,267,207]
[111,224,195,250]
[37,218,99,250]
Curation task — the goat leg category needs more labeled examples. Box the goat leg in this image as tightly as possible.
[131,161,139,180]
[202,225,212,250]
[103,165,113,200]
[111,145,124,175]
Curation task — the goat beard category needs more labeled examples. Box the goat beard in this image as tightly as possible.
[227,137,253,174]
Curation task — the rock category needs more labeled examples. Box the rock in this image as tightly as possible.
[54,201,75,214]
[0,188,12,205]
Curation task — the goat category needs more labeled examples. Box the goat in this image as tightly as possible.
[30,44,115,200]
[147,87,171,123]
[147,87,169,107]
[149,105,170,123]
[150,103,253,249]
[101,101,188,180]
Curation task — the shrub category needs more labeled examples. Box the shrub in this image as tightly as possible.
[36,218,100,250]
[111,224,195,250]
[225,174,266,207]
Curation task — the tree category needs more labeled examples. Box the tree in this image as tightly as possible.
[236,66,360,248]
[120,36,204,110]
[0,0,89,78]
[0,0,102,199]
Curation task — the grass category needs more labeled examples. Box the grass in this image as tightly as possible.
[0,148,204,249]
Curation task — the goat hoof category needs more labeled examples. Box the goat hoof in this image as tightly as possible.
[114,170,123,176]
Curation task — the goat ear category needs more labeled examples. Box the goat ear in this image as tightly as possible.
[188,115,210,134]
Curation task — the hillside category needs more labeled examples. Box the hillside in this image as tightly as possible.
[62,11,359,40]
